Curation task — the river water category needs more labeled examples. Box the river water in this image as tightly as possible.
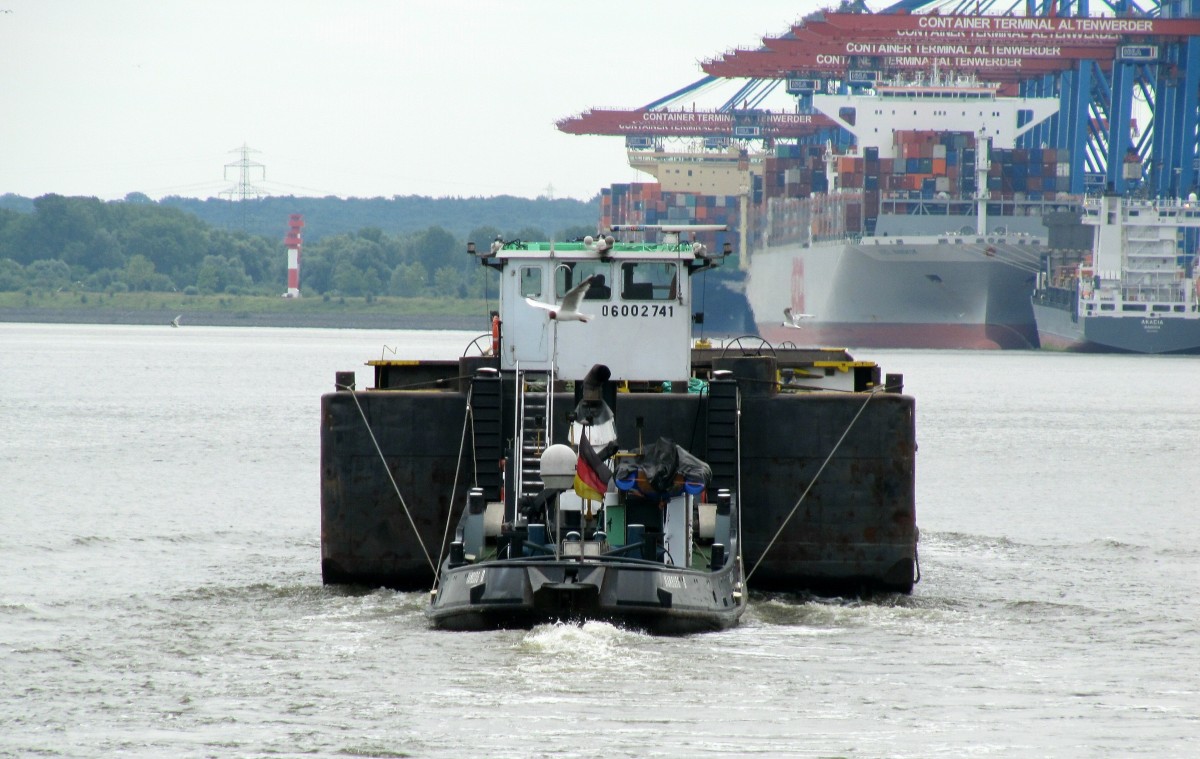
[1,322,1197,758]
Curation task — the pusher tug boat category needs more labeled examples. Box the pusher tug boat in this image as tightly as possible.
[427,228,747,634]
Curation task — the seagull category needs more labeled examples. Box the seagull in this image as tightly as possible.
[170,314,182,328]
[782,307,813,329]
[525,276,595,322]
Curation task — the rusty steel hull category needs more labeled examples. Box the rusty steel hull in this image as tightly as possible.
[321,386,916,596]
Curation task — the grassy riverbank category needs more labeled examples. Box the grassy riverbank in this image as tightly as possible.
[0,291,490,330]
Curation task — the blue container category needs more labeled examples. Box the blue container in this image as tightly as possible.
[528,524,548,553]
[626,523,645,552]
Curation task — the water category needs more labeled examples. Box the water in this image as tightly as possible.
[1,323,1197,757]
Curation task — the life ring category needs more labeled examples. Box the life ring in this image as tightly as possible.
[490,315,501,356]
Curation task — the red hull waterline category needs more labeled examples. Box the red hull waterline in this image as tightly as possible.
[1035,332,1088,352]
[758,322,1040,350]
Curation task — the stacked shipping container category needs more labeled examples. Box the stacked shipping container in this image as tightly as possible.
[600,183,738,254]
[604,132,1073,250]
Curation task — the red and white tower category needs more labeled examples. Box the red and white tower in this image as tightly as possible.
[283,214,304,297]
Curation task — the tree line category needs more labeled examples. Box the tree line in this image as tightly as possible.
[0,194,598,298]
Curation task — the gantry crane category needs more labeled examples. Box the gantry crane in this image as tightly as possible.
[556,0,1200,196]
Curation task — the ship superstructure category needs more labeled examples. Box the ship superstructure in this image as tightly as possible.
[814,71,1058,160]
[1033,194,1200,353]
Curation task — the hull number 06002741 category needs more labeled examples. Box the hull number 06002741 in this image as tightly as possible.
[601,304,675,318]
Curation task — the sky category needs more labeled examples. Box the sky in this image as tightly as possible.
[0,0,831,202]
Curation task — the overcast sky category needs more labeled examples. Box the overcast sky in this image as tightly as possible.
[0,1,827,202]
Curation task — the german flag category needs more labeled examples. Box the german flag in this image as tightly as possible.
[573,433,612,501]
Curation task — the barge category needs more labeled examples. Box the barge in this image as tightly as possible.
[320,228,919,625]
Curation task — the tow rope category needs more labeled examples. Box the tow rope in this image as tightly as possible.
[746,386,882,583]
[340,382,437,576]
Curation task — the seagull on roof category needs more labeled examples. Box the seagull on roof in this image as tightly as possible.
[525,276,595,322]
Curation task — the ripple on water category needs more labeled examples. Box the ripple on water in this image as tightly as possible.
[746,591,969,631]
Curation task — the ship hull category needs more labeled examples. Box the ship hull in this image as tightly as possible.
[1034,301,1200,353]
[428,559,744,635]
[321,362,917,596]
[748,237,1041,350]
[1031,300,1086,350]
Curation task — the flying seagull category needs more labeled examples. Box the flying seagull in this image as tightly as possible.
[170,314,182,328]
[782,307,813,329]
[525,276,595,322]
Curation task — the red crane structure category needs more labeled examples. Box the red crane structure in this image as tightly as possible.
[556,6,1200,195]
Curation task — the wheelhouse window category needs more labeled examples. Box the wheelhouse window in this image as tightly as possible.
[554,261,611,300]
[621,262,678,301]
[519,266,542,298]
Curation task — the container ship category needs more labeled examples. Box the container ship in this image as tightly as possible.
[602,72,1080,349]
[1032,193,1200,354]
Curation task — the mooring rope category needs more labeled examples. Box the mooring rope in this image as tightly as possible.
[432,385,475,590]
[376,374,476,392]
[340,384,437,576]
[745,385,883,583]
[469,401,479,495]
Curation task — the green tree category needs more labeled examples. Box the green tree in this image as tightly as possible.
[86,229,125,271]
[22,195,103,264]
[0,258,25,291]
[332,260,368,296]
[432,266,462,297]
[300,254,333,294]
[513,225,547,243]
[196,254,249,294]
[558,224,597,241]
[118,207,207,285]
[468,225,503,249]
[123,254,173,291]
[82,268,123,292]
[412,226,458,281]
[26,259,71,291]
[390,261,427,296]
